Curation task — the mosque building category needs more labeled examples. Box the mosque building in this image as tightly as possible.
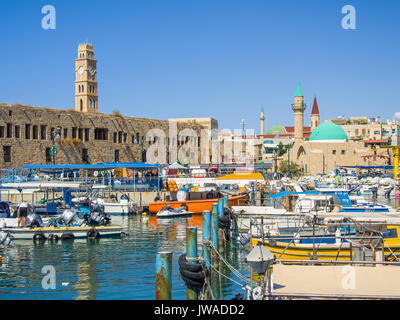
[264,83,394,175]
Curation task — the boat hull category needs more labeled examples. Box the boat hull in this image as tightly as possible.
[149,195,246,214]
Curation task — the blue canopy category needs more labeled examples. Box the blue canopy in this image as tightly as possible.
[24,162,162,171]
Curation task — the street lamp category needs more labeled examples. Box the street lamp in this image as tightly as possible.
[134,135,146,163]
[245,244,275,299]
[50,127,62,165]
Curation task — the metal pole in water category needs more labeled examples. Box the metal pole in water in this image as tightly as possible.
[218,198,224,217]
[186,227,199,300]
[224,194,229,208]
[211,204,220,300]
[156,251,172,300]
[202,210,212,267]
[211,204,219,259]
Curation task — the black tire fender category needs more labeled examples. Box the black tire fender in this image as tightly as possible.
[87,228,100,239]
[178,254,203,273]
[33,232,46,241]
[61,232,75,240]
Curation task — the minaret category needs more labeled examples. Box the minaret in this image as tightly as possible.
[291,82,306,143]
[260,105,265,136]
[75,43,98,113]
[311,96,320,131]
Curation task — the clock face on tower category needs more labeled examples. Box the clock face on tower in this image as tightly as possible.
[79,66,84,74]
[89,67,94,74]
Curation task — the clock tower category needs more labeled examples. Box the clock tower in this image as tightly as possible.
[75,43,98,113]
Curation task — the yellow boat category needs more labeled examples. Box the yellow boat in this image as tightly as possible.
[251,225,400,262]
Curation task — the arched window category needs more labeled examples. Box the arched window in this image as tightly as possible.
[80,99,83,111]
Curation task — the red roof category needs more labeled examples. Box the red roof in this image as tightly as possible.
[311,97,320,115]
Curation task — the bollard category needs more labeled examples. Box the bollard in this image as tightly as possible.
[156,251,172,300]
[186,227,199,300]
[202,211,212,267]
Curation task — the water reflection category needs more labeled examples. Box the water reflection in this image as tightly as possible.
[0,214,250,300]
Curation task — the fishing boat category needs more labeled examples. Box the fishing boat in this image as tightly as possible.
[156,205,193,218]
[251,223,400,262]
[149,194,246,214]
[0,202,124,240]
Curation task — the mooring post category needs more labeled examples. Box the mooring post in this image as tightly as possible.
[211,204,219,262]
[218,199,224,217]
[156,251,172,300]
[186,227,199,300]
[202,211,212,267]
[218,199,225,246]
[211,204,221,300]
[202,210,212,300]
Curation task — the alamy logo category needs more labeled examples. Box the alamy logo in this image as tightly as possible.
[41,5,56,30]
[41,265,56,290]
[341,5,356,30]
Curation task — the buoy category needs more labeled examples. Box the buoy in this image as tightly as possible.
[142,212,149,224]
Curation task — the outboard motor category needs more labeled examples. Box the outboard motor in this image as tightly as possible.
[84,204,110,226]
[61,209,77,225]
[61,209,86,226]
[28,213,44,228]
[384,186,394,199]
[90,203,105,215]
[369,185,378,199]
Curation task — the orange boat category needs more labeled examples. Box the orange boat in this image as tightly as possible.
[148,195,247,214]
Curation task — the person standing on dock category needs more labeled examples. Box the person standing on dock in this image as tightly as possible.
[17,202,30,228]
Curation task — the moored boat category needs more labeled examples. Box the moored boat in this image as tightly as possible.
[251,224,400,262]
[156,206,193,218]
[149,194,246,214]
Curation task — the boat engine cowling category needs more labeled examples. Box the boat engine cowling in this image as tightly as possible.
[28,213,44,228]
[61,209,77,225]
[61,209,85,226]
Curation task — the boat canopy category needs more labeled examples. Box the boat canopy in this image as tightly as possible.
[24,162,162,171]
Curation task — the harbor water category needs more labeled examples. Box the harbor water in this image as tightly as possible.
[0,214,250,300]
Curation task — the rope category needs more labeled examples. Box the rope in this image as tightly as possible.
[208,241,251,284]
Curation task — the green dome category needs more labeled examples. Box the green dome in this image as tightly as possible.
[267,125,284,135]
[309,122,348,141]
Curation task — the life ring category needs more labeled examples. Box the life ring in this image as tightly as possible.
[61,232,75,240]
[87,228,100,239]
[33,232,46,241]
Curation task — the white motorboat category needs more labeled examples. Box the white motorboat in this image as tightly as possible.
[72,185,137,215]
[156,206,193,218]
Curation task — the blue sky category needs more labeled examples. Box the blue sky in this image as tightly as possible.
[0,0,399,133]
